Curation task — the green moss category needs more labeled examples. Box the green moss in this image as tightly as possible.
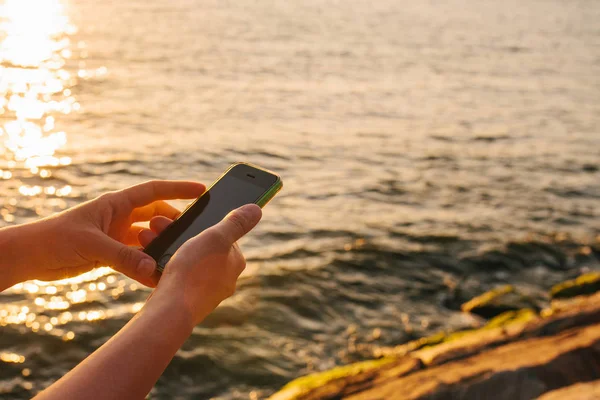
[278,356,396,396]
[461,285,514,313]
[550,272,600,299]
[414,308,537,353]
[410,331,447,350]
[484,308,537,329]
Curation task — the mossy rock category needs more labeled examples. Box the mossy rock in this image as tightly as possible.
[484,308,537,329]
[270,357,396,400]
[550,272,600,300]
[461,285,538,319]
[271,308,541,400]
[412,309,537,353]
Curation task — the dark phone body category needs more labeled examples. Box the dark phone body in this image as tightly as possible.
[144,163,282,271]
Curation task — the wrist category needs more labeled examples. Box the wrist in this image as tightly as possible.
[0,224,35,289]
[144,285,198,332]
[0,219,55,290]
[147,278,216,329]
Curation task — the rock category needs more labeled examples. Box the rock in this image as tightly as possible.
[268,357,422,400]
[484,308,537,329]
[375,308,537,363]
[551,272,600,300]
[269,292,600,400]
[538,381,600,400]
[347,323,600,400]
[460,285,538,319]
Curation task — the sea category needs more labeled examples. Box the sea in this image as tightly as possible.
[0,0,599,398]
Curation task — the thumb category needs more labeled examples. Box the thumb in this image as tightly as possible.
[98,237,159,287]
[208,204,262,246]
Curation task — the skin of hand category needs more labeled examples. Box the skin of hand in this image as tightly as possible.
[0,180,205,291]
[144,203,262,325]
[34,204,262,400]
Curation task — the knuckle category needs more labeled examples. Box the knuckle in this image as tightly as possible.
[227,213,247,237]
[203,228,229,248]
[140,180,158,198]
[147,180,160,193]
[116,246,134,269]
[98,192,116,203]
[98,191,124,211]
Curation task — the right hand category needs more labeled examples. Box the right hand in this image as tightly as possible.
[139,204,262,326]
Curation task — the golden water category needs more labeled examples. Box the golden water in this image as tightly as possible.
[0,0,599,398]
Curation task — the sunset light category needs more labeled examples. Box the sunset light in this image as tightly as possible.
[0,0,598,398]
[0,0,76,172]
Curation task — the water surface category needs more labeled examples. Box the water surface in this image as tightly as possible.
[0,0,599,398]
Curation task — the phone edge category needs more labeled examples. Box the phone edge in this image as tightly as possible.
[255,179,282,208]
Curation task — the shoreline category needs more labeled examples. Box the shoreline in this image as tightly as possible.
[269,273,600,400]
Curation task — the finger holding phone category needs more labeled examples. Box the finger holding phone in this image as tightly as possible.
[144,162,281,325]
[149,203,262,326]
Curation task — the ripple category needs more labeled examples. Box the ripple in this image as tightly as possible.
[1,0,599,398]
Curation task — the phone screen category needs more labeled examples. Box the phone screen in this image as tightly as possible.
[144,164,279,270]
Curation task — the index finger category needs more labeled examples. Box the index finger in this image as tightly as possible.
[121,180,205,208]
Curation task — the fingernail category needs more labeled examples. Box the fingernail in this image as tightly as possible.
[137,259,156,277]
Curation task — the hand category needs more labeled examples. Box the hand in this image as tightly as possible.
[12,181,205,287]
[140,204,262,326]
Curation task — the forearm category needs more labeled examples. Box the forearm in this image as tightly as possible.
[0,222,49,291]
[35,296,194,400]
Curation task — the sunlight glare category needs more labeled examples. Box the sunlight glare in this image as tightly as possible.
[0,0,75,173]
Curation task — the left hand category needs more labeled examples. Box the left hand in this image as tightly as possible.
[18,180,204,287]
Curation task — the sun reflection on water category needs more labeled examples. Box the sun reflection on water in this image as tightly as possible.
[0,1,117,313]
[0,0,78,173]
[2,266,147,344]
[0,0,107,226]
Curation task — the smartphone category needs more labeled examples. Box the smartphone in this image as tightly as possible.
[144,162,282,271]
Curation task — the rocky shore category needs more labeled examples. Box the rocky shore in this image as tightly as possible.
[269,273,600,400]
